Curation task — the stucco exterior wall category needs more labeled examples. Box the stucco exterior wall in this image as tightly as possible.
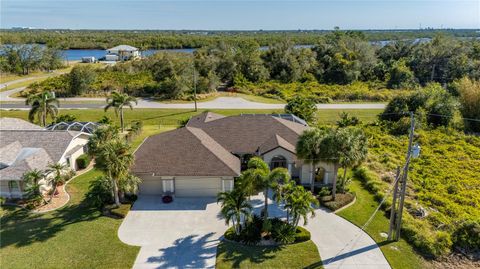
[60,135,89,171]
[261,147,301,177]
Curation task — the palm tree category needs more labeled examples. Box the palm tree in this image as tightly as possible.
[26,91,59,126]
[296,128,325,192]
[46,163,67,202]
[118,174,142,201]
[23,169,45,204]
[217,189,252,235]
[104,91,137,132]
[87,124,120,157]
[23,169,44,185]
[94,139,135,207]
[284,185,319,228]
[318,127,368,200]
[338,127,368,191]
[242,157,290,223]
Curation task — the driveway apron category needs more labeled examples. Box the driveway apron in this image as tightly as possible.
[118,195,227,269]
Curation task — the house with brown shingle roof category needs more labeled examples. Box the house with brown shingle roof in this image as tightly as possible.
[0,118,90,198]
[133,112,335,197]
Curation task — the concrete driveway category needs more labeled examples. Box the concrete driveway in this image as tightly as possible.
[119,193,390,269]
[304,208,391,269]
[118,195,227,269]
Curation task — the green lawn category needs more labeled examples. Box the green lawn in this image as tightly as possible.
[337,179,430,269]
[0,108,382,127]
[216,240,323,269]
[0,169,140,269]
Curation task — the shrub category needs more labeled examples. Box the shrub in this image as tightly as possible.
[452,221,480,254]
[110,203,131,218]
[353,167,382,194]
[130,120,143,135]
[224,226,238,241]
[271,221,296,244]
[76,154,91,170]
[402,214,453,258]
[285,95,317,123]
[55,114,77,123]
[318,187,331,197]
[294,226,311,243]
[235,214,262,245]
[320,192,355,211]
[85,176,113,208]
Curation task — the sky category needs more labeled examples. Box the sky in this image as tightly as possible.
[1,0,479,30]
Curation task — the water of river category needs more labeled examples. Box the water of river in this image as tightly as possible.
[53,38,437,61]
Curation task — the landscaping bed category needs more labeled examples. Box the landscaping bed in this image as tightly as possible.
[319,192,355,212]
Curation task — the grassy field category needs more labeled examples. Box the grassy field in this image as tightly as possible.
[0,169,140,269]
[1,76,56,93]
[161,92,285,104]
[337,179,430,269]
[0,108,382,127]
[216,240,322,269]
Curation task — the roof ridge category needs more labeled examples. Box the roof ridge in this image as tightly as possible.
[186,127,240,176]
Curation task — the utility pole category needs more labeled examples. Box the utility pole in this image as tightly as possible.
[388,111,418,241]
[395,111,415,241]
[388,167,401,240]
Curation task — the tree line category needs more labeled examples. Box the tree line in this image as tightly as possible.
[1,28,477,49]
[0,44,65,75]
[28,32,480,97]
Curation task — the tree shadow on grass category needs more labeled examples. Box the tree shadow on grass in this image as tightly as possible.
[0,194,101,248]
[217,241,284,268]
[146,233,218,268]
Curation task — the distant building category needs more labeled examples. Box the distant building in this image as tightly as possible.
[81,56,96,63]
[105,45,140,61]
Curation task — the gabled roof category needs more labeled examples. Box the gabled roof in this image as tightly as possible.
[133,127,240,177]
[186,112,226,127]
[186,112,308,153]
[107,45,138,51]
[0,117,44,130]
[0,148,53,181]
[258,134,296,155]
[0,130,81,163]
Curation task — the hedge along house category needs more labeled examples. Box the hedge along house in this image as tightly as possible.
[133,112,335,197]
[0,118,90,198]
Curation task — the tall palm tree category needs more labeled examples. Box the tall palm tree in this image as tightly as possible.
[338,127,368,190]
[94,139,135,207]
[26,91,59,126]
[318,127,368,200]
[104,91,137,132]
[87,124,120,157]
[284,185,319,228]
[217,189,252,235]
[46,163,67,202]
[296,128,325,192]
[242,157,290,223]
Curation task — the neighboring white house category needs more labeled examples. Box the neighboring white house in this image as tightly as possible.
[105,45,140,61]
[0,118,90,198]
[133,112,334,198]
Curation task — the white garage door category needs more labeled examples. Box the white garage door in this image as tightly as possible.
[175,177,222,197]
[138,176,163,195]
